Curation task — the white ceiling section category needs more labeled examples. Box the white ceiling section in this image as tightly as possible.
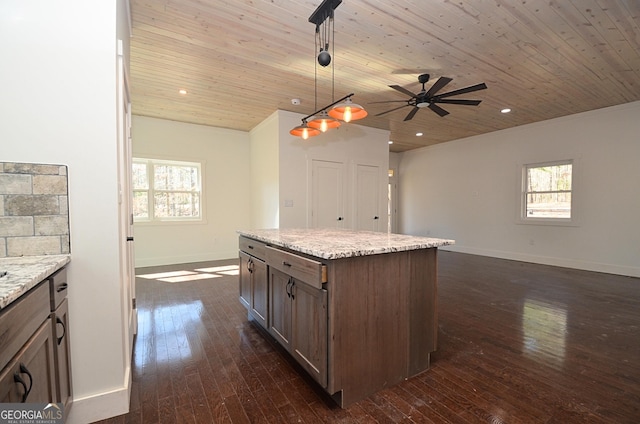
[129,0,640,152]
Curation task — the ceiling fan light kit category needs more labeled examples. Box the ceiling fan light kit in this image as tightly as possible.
[290,0,367,139]
[372,73,487,121]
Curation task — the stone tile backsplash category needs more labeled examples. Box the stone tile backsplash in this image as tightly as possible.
[0,162,70,257]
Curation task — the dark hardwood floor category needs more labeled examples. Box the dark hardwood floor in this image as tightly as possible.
[94,251,640,423]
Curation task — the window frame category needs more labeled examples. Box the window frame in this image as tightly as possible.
[132,157,204,224]
[518,159,578,227]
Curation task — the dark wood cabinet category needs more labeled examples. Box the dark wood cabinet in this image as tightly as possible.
[239,237,269,329]
[239,234,439,408]
[0,281,56,404]
[49,268,73,411]
[268,267,292,349]
[239,251,252,309]
[0,266,72,420]
[290,276,327,388]
[0,319,56,403]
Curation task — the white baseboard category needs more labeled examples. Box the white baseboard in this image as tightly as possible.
[442,245,640,278]
[135,250,238,268]
[66,366,132,424]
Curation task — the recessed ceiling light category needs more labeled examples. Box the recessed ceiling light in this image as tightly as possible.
[179,89,188,95]
[388,140,393,144]
[416,132,423,137]
[501,108,511,113]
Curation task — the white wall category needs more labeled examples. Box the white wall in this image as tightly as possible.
[399,101,640,277]
[0,0,131,422]
[249,112,280,229]
[132,116,252,266]
[276,110,390,229]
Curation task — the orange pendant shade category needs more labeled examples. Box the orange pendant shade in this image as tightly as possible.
[308,111,341,132]
[328,98,367,123]
[289,121,321,139]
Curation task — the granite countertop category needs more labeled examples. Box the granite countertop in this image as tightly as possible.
[0,255,71,310]
[237,228,455,260]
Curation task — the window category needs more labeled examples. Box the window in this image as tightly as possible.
[133,158,202,222]
[521,160,574,224]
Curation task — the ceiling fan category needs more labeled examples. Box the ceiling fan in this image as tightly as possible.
[372,74,487,120]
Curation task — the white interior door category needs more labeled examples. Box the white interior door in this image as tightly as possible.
[355,164,381,231]
[310,160,345,228]
[117,40,136,368]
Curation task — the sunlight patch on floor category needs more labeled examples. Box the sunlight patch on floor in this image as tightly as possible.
[159,273,220,283]
[137,264,240,283]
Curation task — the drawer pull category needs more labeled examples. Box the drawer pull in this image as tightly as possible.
[282,261,292,267]
[56,317,66,345]
[14,363,33,402]
[56,283,68,293]
[286,277,295,300]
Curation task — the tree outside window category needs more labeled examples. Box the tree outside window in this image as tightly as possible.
[133,158,202,222]
[522,160,573,222]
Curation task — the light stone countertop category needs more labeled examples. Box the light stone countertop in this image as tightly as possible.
[0,255,71,310]
[237,228,454,260]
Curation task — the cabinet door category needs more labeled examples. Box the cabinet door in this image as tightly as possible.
[269,267,292,350]
[0,320,56,403]
[292,280,328,388]
[250,257,268,328]
[239,251,251,309]
[53,298,73,409]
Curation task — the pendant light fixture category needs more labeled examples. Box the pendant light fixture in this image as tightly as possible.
[290,0,367,139]
[289,119,321,139]
[308,110,341,132]
[328,96,368,122]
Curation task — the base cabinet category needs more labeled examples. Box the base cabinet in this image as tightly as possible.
[290,277,327,388]
[239,234,439,408]
[0,312,56,403]
[52,298,72,409]
[239,238,269,329]
[0,267,71,420]
[268,266,328,388]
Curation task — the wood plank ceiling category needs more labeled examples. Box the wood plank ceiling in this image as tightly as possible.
[129,0,640,152]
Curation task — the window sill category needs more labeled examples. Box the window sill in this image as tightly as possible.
[516,218,579,227]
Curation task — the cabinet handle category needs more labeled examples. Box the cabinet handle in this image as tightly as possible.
[286,277,295,299]
[373,216,379,220]
[248,245,254,249]
[56,282,68,293]
[282,261,292,267]
[287,278,295,300]
[247,258,253,274]
[13,363,33,402]
[56,316,66,345]
[337,217,343,221]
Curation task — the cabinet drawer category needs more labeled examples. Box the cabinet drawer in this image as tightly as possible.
[49,268,68,311]
[239,236,267,260]
[0,282,50,371]
[266,246,327,289]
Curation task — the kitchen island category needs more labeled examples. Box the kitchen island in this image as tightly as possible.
[238,228,454,407]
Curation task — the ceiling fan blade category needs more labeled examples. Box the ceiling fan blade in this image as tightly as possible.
[404,107,420,121]
[428,103,450,117]
[375,104,410,117]
[425,77,453,98]
[437,83,488,99]
[434,98,482,106]
[389,84,417,98]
